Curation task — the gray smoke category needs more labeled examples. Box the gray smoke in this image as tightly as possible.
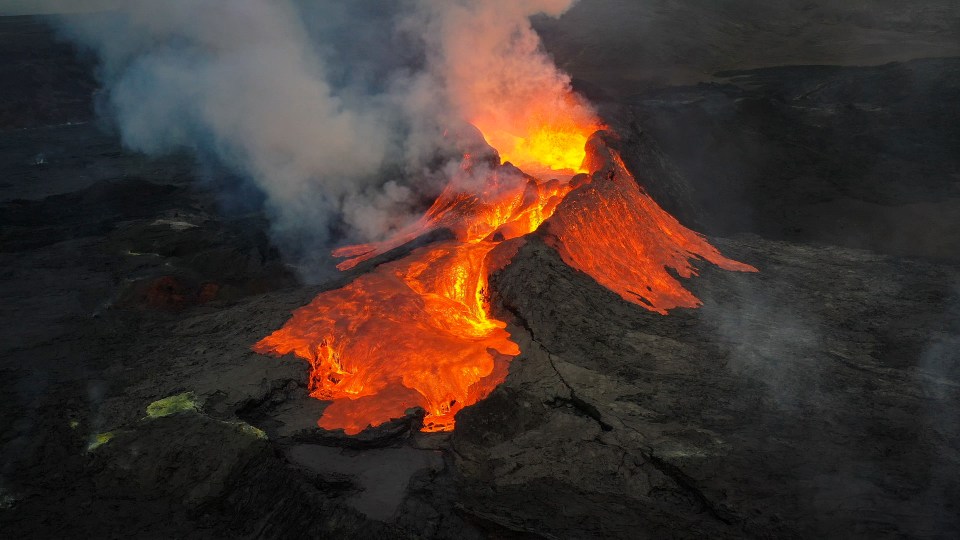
[49,0,580,280]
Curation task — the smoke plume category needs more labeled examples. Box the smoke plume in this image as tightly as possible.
[51,0,586,279]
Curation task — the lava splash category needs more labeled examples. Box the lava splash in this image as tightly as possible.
[254,130,757,435]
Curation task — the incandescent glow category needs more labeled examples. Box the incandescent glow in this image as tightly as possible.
[253,239,520,434]
[545,141,758,314]
[477,119,595,177]
[255,121,756,435]
[332,156,575,272]
[472,93,600,178]
[254,147,574,432]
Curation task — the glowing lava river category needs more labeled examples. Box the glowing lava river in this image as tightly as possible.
[253,123,757,434]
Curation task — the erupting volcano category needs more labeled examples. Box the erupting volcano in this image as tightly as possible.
[254,113,757,434]
[251,0,756,435]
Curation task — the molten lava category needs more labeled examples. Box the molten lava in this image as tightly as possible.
[333,157,574,272]
[545,139,758,314]
[472,93,599,178]
[255,126,756,435]
[254,157,573,433]
[254,239,520,433]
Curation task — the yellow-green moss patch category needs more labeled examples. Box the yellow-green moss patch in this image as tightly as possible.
[145,392,199,419]
[87,431,115,451]
[233,421,268,440]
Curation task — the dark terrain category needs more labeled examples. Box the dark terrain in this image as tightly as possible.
[2,4,959,539]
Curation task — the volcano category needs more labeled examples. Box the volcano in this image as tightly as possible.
[254,127,756,434]
[5,4,960,538]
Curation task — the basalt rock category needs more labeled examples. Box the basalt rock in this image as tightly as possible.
[3,13,960,540]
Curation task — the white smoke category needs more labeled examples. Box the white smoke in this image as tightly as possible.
[52,0,582,278]
[408,0,589,141]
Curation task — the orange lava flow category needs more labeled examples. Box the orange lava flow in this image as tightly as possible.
[254,128,757,435]
[253,239,521,433]
[332,157,575,271]
[254,161,575,434]
[545,140,758,315]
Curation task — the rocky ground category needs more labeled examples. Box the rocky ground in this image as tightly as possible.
[535,0,960,95]
[2,8,959,539]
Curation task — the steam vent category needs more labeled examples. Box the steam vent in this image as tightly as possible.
[2,2,959,538]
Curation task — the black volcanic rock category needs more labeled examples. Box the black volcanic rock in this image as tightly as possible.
[0,16,96,130]
[289,407,428,449]
[626,58,960,262]
[2,10,960,540]
[453,235,960,538]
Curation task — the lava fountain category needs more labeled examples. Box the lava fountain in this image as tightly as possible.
[253,113,757,434]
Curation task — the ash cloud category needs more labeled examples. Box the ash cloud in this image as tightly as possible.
[49,0,581,280]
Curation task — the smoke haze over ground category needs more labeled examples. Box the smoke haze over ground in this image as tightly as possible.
[23,0,959,276]
[2,2,960,537]
[47,0,583,280]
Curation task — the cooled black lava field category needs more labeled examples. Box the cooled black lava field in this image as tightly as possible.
[2,2,959,538]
